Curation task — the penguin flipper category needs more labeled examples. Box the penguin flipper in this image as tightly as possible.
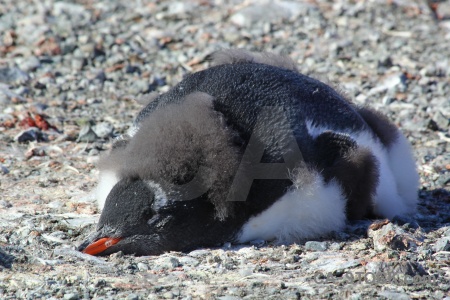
[313,131,357,168]
[314,131,379,220]
[357,107,419,213]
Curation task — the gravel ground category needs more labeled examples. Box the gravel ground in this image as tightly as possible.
[1,0,450,299]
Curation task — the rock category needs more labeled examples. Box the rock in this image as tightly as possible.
[434,251,450,262]
[162,291,174,299]
[0,112,14,124]
[437,173,450,187]
[367,221,424,251]
[63,293,79,300]
[71,58,87,71]
[76,125,98,143]
[137,262,149,271]
[0,84,26,105]
[218,296,241,300]
[152,76,166,87]
[1,165,9,175]
[178,256,200,267]
[0,200,12,208]
[0,247,15,268]
[305,241,328,251]
[0,67,30,84]
[239,264,254,277]
[378,291,410,300]
[188,249,210,257]
[367,73,406,96]
[125,65,141,74]
[377,56,393,68]
[47,201,63,209]
[365,261,427,278]
[428,119,440,131]
[153,256,180,270]
[94,71,107,83]
[231,1,308,27]
[92,122,114,139]
[304,252,360,274]
[130,79,152,94]
[126,293,139,300]
[14,128,48,143]
[434,237,450,251]
[432,111,449,130]
[19,56,41,72]
[328,242,343,251]
[53,1,89,25]
[156,1,195,19]
[444,227,450,237]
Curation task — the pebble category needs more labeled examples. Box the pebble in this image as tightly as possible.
[304,241,328,251]
[130,80,151,95]
[92,122,114,139]
[0,84,26,104]
[378,291,410,300]
[437,173,450,188]
[63,293,79,300]
[188,249,210,257]
[47,201,64,209]
[238,267,253,277]
[218,296,241,300]
[53,2,88,20]
[432,111,450,130]
[153,256,180,270]
[444,227,450,237]
[126,293,139,300]
[434,237,450,252]
[77,125,98,143]
[0,200,12,208]
[365,261,426,279]
[367,73,405,96]
[19,56,41,72]
[125,65,141,74]
[162,291,174,299]
[1,165,9,175]
[178,256,199,267]
[71,58,86,71]
[0,67,30,84]
[367,222,424,252]
[137,262,149,271]
[14,128,48,143]
[230,1,306,27]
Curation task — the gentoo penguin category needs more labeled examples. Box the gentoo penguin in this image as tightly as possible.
[78,49,419,256]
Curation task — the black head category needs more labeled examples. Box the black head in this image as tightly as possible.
[78,178,162,255]
[79,92,243,256]
[78,177,242,256]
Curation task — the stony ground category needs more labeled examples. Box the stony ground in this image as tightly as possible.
[0,0,450,299]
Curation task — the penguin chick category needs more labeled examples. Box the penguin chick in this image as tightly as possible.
[79,49,419,256]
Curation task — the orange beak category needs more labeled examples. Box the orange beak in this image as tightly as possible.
[82,237,122,255]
